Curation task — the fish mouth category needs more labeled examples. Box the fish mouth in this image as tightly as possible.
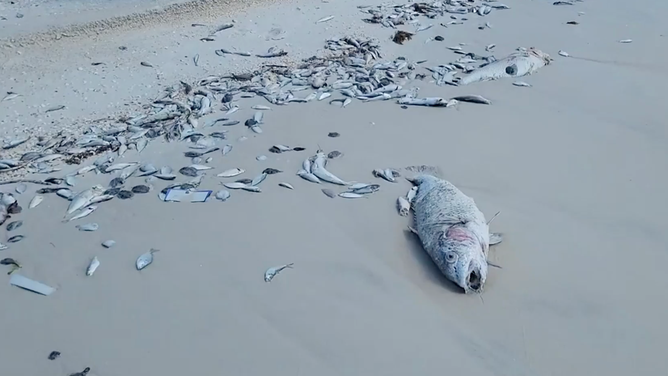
[466,270,482,293]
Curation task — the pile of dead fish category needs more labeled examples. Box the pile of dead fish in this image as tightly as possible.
[359,0,510,29]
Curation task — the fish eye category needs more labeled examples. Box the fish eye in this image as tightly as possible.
[445,252,458,263]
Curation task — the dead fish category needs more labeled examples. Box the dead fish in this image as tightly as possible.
[328,132,340,138]
[15,184,27,194]
[222,182,248,189]
[64,206,97,222]
[215,190,231,201]
[255,49,288,58]
[338,192,366,199]
[212,23,234,34]
[6,220,22,231]
[67,186,103,214]
[131,185,150,194]
[618,39,633,43]
[251,173,268,186]
[513,81,532,87]
[3,136,30,149]
[264,263,294,282]
[373,168,399,182]
[262,168,282,175]
[252,105,271,110]
[2,92,20,101]
[322,188,336,198]
[297,169,320,183]
[7,235,24,243]
[76,223,99,232]
[316,15,334,24]
[328,151,343,159]
[140,61,154,67]
[29,195,44,208]
[179,167,199,177]
[558,50,570,57]
[193,54,200,66]
[117,190,134,199]
[450,95,491,105]
[349,184,380,195]
[278,182,294,190]
[86,257,100,276]
[217,168,244,177]
[136,249,159,270]
[241,185,261,193]
[45,105,65,113]
[222,144,233,156]
[102,240,116,248]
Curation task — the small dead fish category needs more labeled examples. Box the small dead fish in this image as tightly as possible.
[218,168,244,177]
[373,168,399,182]
[140,61,154,67]
[328,151,343,159]
[29,195,44,208]
[297,169,320,183]
[222,144,233,156]
[102,240,116,248]
[86,257,100,276]
[212,23,234,34]
[76,223,99,232]
[278,182,294,190]
[450,95,491,105]
[222,182,248,189]
[193,54,200,66]
[558,50,570,57]
[251,105,271,110]
[513,81,532,87]
[6,220,22,231]
[131,185,150,194]
[136,249,159,270]
[338,192,366,199]
[618,39,633,43]
[2,92,20,101]
[316,16,334,24]
[264,263,294,282]
[3,136,30,149]
[251,173,268,186]
[65,206,97,222]
[8,235,25,243]
[15,184,27,194]
[322,188,336,198]
[241,185,261,193]
[179,167,199,177]
[262,168,282,175]
[45,105,66,113]
[328,132,340,138]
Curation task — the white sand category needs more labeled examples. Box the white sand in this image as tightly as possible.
[1,0,668,375]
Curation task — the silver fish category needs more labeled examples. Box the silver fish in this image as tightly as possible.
[86,257,100,276]
[297,169,320,183]
[76,223,99,232]
[64,205,97,222]
[316,15,334,24]
[15,183,27,194]
[218,168,244,177]
[278,182,294,190]
[67,186,103,214]
[222,182,248,189]
[29,195,44,208]
[251,173,268,186]
[102,240,116,248]
[222,144,233,156]
[338,192,366,199]
[264,263,294,282]
[311,152,348,185]
[136,249,159,270]
[407,173,503,293]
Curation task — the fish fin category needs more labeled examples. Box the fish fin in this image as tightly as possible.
[489,232,503,246]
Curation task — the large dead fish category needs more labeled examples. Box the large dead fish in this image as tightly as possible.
[457,48,552,85]
[407,172,503,293]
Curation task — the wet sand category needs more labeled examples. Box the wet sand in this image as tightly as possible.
[1,0,668,375]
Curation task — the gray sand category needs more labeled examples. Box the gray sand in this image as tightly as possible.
[1,0,668,375]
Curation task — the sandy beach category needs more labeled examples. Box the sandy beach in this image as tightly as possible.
[1,0,668,375]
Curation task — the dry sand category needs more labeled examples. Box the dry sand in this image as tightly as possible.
[1,0,668,375]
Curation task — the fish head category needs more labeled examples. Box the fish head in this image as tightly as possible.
[437,227,488,294]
